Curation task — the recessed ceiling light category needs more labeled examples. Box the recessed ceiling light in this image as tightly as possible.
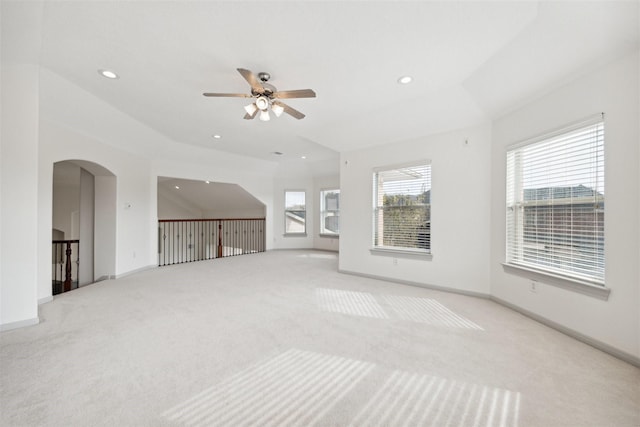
[99,69,119,79]
[175,186,180,189]
[212,134,221,139]
[205,181,210,184]
[397,75,412,84]
[301,156,307,159]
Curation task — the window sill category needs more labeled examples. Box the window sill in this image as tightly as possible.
[283,233,307,237]
[319,233,339,239]
[370,247,432,260]
[501,262,610,300]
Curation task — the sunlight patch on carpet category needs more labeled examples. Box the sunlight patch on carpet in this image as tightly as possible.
[161,348,374,427]
[315,288,483,330]
[349,370,521,427]
[316,288,389,319]
[382,295,484,330]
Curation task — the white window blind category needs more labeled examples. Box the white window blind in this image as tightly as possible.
[373,162,431,252]
[506,117,604,284]
[285,191,306,234]
[320,189,340,235]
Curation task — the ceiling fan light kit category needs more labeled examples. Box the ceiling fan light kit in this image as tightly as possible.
[255,96,270,111]
[244,103,257,116]
[271,103,284,117]
[203,68,316,120]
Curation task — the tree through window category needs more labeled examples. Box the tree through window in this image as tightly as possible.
[373,162,431,252]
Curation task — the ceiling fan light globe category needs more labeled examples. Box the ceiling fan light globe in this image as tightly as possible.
[272,103,284,117]
[244,103,257,115]
[255,96,269,111]
[259,110,270,121]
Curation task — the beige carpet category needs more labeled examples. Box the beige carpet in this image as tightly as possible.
[1,250,638,426]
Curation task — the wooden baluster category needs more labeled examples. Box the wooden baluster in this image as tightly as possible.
[217,222,223,258]
[63,241,72,292]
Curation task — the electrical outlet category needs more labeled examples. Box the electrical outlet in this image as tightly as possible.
[530,280,537,293]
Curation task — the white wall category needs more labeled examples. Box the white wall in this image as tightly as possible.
[52,179,79,238]
[94,175,116,282]
[0,1,42,328]
[0,62,40,328]
[79,168,94,285]
[340,124,493,295]
[158,191,203,220]
[202,208,265,219]
[489,51,640,358]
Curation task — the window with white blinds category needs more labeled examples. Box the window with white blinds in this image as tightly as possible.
[506,116,604,285]
[373,162,431,252]
[320,189,340,235]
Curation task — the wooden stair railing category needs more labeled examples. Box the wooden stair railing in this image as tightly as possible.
[52,240,79,295]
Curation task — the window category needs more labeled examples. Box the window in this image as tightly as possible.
[506,116,604,285]
[284,191,306,235]
[373,162,431,253]
[320,189,340,236]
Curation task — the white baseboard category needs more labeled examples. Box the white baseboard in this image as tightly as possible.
[337,268,490,299]
[491,296,640,369]
[115,264,156,279]
[0,317,39,332]
[38,296,53,305]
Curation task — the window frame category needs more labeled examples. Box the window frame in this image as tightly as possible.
[370,161,432,259]
[504,114,608,297]
[319,188,340,237]
[284,190,307,236]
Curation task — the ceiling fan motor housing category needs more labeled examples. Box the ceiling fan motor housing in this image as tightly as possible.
[256,72,276,96]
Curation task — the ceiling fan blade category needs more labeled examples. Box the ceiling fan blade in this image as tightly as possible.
[273,101,305,120]
[237,68,265,94]
[243,109,259,120]
[203,92,252,98]
[274,89,316,99]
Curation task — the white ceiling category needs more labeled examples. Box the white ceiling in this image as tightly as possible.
[32,1,640,164]
[158,177,265,213]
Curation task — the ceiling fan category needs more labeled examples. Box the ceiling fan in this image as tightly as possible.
[203,68,316,121]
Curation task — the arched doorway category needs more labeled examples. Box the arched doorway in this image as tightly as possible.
[52,160,116,294]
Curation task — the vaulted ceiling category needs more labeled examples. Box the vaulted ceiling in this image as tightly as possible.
[20,2,640,165]
[157,177,265,214]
